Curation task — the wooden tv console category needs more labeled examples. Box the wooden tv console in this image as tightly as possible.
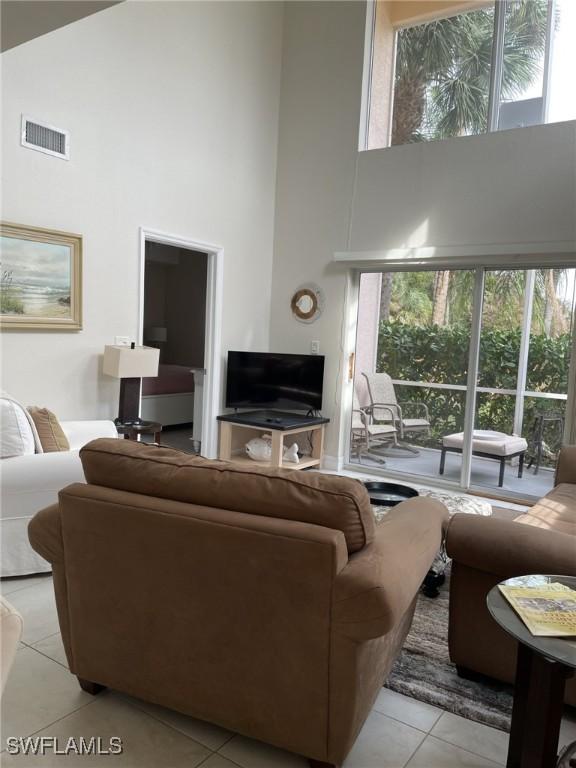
[217,412,328,470]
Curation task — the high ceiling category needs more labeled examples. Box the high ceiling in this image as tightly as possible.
[1,1,121,52]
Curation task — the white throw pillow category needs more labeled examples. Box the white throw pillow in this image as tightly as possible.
[0,398,36,458]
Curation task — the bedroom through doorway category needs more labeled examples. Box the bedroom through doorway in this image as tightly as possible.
[140,240,208,453]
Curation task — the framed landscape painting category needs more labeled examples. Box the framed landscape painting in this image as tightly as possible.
[0,222,82,330]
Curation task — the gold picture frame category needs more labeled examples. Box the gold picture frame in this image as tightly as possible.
[0,222,82,331]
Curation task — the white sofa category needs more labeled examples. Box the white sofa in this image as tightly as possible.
[1,420,117,577]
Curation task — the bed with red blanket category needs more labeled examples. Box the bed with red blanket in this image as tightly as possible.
[141,364,195,425]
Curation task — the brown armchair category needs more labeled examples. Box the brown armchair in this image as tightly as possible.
[28,439,446,767]
[446,445,576,705]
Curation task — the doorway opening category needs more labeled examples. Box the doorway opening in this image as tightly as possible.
[139,229,223,458]
[349,267,576,503]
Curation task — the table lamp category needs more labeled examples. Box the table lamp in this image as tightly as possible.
[103,343,160,426]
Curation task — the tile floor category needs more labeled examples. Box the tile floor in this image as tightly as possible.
[2,574,576,767]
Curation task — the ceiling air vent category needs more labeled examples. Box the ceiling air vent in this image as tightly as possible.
[21,116,70,160]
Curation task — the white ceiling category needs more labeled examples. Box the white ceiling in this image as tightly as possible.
[1,1,121,52]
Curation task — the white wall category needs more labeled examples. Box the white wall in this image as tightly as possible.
[1,0,283,419]
[351,121,576,252]
[270,1,366,465]
[270,0,576,464]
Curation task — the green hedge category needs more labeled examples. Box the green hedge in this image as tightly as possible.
[376,322,569,452]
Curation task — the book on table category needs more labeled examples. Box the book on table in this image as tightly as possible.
[499,582,576,637]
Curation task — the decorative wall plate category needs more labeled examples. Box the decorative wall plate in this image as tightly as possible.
[290,283,324,323]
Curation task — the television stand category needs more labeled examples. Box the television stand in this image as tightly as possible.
[217,411,329,470]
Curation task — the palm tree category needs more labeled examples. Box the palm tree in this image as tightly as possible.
[380,271,435,325]
[542,269,569,336]
[379,268,572,336]
[432,271,451,325]
[379,272,394,322]
[386,1,551,323]
[392,0,549,145]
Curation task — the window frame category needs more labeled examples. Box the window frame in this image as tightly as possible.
[366,0,557,150]
[342,260,576,503]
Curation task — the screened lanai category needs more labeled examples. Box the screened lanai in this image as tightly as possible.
[350,267,576,501]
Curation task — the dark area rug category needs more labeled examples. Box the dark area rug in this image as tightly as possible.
[385,566,513,732]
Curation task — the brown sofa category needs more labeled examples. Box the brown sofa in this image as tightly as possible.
[28,438,447,767]
[446,444,576,706]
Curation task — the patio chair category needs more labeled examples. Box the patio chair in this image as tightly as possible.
[362,372,431,451]
[351,391,397,464]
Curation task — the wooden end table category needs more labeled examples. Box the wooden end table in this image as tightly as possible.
[217,411,328,470]
[487,575,576,768]
[116,420,162,444]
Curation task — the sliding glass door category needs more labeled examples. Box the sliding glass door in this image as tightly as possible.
[470,268,575,496]
[350,266,576,501]
[352,269,475,485]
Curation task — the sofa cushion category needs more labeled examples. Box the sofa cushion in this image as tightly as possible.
[0,398,36,458]
[27,407,70,453]
[443,431,527,456]
[79,438,374,553]
[515,483,576,537]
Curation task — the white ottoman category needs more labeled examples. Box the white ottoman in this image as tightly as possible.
[440,430,528,487]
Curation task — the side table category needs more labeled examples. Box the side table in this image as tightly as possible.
[487,575,576,768]
[217,411,328,470]
[116,421,163,444]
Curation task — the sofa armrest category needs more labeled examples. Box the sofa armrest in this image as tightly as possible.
[446,513,576,579]
[62,420,117,451]
[27,503,63,564]
[332,497,447,641]
[555,445,576,486]
[1,450,83,498]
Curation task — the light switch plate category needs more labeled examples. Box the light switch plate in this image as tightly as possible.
[311,340,320,355]
[115,336,132,346]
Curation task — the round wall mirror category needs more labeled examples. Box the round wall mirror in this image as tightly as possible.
[290,283,324,323]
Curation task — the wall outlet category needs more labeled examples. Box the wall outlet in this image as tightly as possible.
[311,340,320,355]
[115,336,133,346]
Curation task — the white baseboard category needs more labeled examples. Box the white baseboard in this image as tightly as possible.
[321,454,344,472]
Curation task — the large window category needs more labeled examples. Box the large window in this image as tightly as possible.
[351,267,576,501]
[366,0,576,150]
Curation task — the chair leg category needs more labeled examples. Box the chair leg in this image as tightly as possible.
[78,678,106,695]
[498,458,505,487]
[518,452,525,479]
[535,436,543,475]
[439,448,446,475]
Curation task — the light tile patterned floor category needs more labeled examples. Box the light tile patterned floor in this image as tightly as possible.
[2,574,576,767]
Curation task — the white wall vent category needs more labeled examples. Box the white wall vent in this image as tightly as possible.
[21,116,70,160]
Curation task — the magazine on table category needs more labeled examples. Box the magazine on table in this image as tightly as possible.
[498,582,576,637]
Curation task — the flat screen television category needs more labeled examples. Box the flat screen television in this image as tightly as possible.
[226,351,325,411]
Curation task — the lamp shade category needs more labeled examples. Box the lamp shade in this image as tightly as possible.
[146,326,168,343]
[103,345,159,379]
